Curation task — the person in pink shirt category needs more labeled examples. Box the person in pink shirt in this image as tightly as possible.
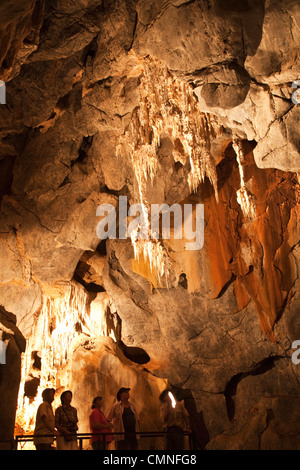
[89,396,113,450]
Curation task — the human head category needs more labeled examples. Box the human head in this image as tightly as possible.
[91,396,103,409]
[42,388,55,404]
[60,390,72,405]
[117,387,130,402]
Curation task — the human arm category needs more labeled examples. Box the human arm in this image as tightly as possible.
[55,422,71,435]
[41,414,59,436]
[37,403,59,436]
[106,404,115,423]
[90,410,113,431]
[73,409,79,431]
[54,408,70,435]
[91,422,113,430]
[160,403,172,425]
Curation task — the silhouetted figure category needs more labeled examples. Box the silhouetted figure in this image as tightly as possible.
[34,388,58,450]
[55,390,78,450]
[159,389,191,450]
[89,396,113,450]
[107,387,140,450]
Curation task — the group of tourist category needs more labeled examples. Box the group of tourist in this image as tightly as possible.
[33,386,191,451]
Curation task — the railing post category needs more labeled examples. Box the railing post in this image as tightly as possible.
[188,432,193,450]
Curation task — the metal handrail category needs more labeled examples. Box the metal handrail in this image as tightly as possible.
[13,430,194,450]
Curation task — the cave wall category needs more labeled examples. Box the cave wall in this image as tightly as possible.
[102,141,300,444]
[0,0,300,449]
[70,336,168,450]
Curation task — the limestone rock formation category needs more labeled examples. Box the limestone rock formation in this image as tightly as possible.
[0,306,26,450]
[70,336,167,450]
[207,396,300,450]
[0,0,300,449]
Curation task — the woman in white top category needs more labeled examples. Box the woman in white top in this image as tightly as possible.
[107,387,140,450]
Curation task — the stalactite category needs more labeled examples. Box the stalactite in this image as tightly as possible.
[16,282,115,436]
[232,139,256,219]
[117,56,219,284]
[126,57,219,201]
[130,229,173,286]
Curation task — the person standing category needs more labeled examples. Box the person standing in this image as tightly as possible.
[34,388,58,450]
[89,396,113,450]
[159,389,191,450]
[55,390,79,450]
[107,387,140,450]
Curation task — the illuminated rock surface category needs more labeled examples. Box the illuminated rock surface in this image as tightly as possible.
[70,336,167,449]
[0,0,300,449]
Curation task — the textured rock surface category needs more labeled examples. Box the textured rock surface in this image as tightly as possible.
[70,336,168,449]
[0,0,300,449]
[0,306,26,449]
[206,396,300,450]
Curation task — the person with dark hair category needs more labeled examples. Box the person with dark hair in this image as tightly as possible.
[159,389,191,450]
[107,387,140,450]
[55,390,78,450]
[89,396,113,450]
[34,388,58,450]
